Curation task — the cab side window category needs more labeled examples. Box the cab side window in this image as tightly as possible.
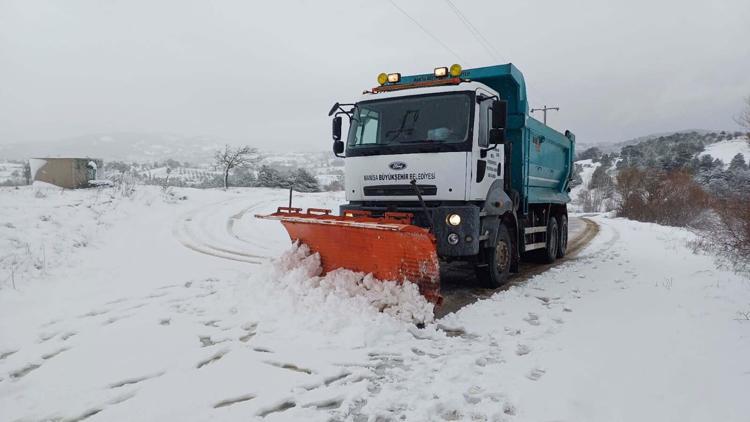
[351,109,380,145]
[478,99,491,148]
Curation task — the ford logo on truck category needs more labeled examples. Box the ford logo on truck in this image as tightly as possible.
[389,161,407,170]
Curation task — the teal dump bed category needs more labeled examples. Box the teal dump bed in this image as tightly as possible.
[402,64,576,212]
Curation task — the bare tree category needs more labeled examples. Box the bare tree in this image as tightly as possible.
[214,145,258,190]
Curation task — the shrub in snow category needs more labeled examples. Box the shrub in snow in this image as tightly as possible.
[615,168,710,227]
[255,165,288,188]
[577,146,602,161]
[691,196,750,276]
[289,168,321,192]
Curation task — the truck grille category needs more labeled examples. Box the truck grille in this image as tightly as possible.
[363,184,437,196]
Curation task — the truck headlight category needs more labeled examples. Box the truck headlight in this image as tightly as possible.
[446,213,461,226]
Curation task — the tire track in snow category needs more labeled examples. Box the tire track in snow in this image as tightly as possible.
[437,217,599,317]
[173,198,269,264]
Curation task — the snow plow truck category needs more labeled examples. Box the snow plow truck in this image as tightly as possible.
[258,63,575,305]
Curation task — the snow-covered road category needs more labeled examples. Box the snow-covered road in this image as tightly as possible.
[1,186,748,421]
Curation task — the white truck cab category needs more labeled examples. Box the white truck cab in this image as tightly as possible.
[328,64,575,288]
[344,82,503,204]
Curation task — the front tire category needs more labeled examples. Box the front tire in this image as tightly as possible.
[477,224,512,288]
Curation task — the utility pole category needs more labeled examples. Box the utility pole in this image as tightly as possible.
[530,105,559,125]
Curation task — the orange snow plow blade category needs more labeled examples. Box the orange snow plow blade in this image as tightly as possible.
[256,207,441,304]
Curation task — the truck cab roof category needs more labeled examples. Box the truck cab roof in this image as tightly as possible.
[357,81,497,103]
[366,63,529,117]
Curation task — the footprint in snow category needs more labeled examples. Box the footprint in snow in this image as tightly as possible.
[196,349,228,369]
[10,363,42,379]
[39,331,60,343]
[526,367,546,381]
[523,313,540,326]
[213,393,256,409]
[504,327,522,336]
[516,344,531,356]
[102,314,133,326]
[79,309,110,318]
[239,322,257,342]
[0,350,17,361]
[264,361,313,374]
[104,297,129,305]
[199,335,229,347]
[463,388,482,405]
[41,347,69,360]
[60,331,77,341]
[256,400,296,417]
[301,397,343,410]
[108,371,164,388]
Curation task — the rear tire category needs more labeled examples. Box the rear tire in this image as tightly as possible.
[556,214,568,258]
[539,216,558,264]
[477,224,512,288]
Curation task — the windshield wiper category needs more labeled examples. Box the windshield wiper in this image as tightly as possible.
[397,139,442,144]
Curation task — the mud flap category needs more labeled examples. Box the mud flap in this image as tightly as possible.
[256,208,442,304]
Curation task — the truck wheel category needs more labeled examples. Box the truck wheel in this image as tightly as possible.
[477,224,512,288]
[539,216,558,264]
[556,214,568,258]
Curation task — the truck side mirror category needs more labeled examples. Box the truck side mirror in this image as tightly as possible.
[490,100,507,144]
[489,128,505,144]
[333,139,344,155]
[332,116,342,141]
[491,100,507,130]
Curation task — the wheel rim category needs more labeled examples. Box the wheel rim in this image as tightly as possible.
[495,240,510,273]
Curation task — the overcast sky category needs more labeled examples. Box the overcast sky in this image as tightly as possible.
[1,0,749,150]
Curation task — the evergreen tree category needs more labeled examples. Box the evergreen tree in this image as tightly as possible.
[577,147,602,161]
[290,168,321,192]
[256,165,286,188]
[698,154,716,171]
[728,153,748,171]
[231,167,257,187]
[23,162,31,185]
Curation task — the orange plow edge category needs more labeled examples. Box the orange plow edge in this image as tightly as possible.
[256,207,442,304]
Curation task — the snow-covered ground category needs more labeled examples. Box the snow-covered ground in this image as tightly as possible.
[0,161,25,184]
[700,137,750,167]
[1,186,749,421]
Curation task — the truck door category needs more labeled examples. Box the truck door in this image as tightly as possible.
[469,89,503,200]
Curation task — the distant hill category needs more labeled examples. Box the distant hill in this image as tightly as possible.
[0,133,227,164]
[578,129,745,157]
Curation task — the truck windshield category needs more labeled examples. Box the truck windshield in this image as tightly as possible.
[346,93,472,153]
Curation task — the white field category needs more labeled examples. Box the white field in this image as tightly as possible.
[0,161,25,184]
[0,185,748,421]
[700,137,750,167]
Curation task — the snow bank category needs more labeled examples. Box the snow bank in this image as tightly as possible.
[255,242,434,324]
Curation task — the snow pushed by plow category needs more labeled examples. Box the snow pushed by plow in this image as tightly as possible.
[263,242,435,324]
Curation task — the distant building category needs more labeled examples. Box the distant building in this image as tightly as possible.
[29,158,103,189]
